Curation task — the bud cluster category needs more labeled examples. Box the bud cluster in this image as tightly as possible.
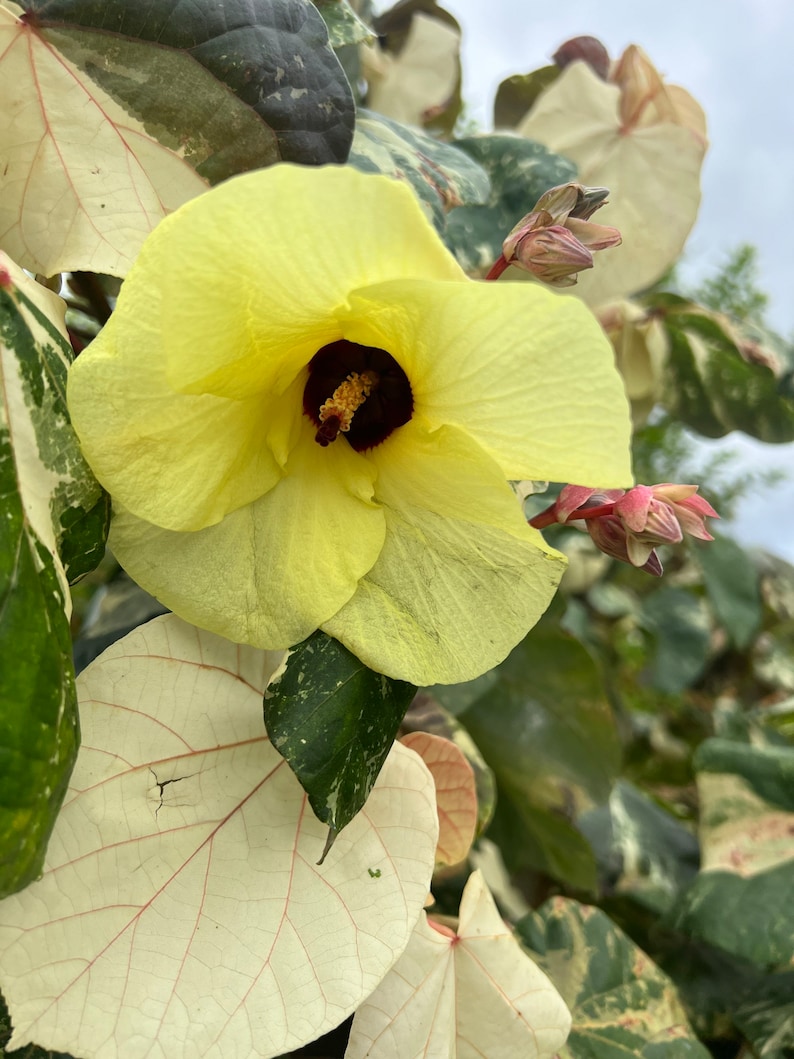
[530,483,719,575]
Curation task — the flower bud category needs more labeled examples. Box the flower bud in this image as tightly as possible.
[497,183,621,287]
[529,481,719,576]
[505,225,594,287]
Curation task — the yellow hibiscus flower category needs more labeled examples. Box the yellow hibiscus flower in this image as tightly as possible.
[67,165,631,684]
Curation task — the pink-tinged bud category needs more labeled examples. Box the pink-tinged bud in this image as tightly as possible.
[566,216,622,252]
[506,224,594,286]
[653,485,719,541]
[587,515,664,576]
[528,481,719,576]
[569,186,610,220]
[613,486,683,544]
[495,182,621,287]
[554,485,598,521]
[531,184,581,225]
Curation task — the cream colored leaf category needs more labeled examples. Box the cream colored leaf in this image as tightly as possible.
[365,13,459,127]
[518,58,706,305]
[0,3,208,277]
[400,732,477,868]
[598,298,669,428]
[0,614,439,1058]
[345,870,571,1059]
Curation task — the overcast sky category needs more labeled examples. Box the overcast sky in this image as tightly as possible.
[439,0,794,560]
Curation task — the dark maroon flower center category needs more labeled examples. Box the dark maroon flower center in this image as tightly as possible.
[303,340,413,451]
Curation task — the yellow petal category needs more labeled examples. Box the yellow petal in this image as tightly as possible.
[109,419,386,647]
[67,295,284,533]
[141,165,465,402]
[322,422,567,685]
[339,278,633,487]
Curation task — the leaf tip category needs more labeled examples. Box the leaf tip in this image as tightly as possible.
[317,826,339,865]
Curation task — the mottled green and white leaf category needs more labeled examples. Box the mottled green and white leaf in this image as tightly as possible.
[264,630,417,845]
[518,898,711,1058]
[647,294,794,442]
[674,738,794,969]
[314,0,374,47]
[0,254,104,897]
[579,780,700,914]
[348,109,489,236]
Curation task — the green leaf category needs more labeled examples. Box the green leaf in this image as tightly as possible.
[579,780,700,915]
[313,0,374,47]
[445,134,577,274]
[640,587,711,694]
[263,630,417,844]
[648,293,794,442]
[673,738,794,969]
[488,795,599,891]
[347,109,490,237]
[493,67,559,129]
[517,898,711,1058]
[692,536,762,649]
[457,622,621,889]
[734,971,794,1059]
[0,259,106,897]
[23,0,355,180]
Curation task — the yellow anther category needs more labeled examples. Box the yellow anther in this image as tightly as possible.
[318,371,375,433]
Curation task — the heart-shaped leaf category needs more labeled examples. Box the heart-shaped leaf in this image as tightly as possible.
[0,615,438,1058]
[517,58,706,305]
[345,870,571,1058]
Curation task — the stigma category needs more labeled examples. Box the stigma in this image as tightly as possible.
[315,371,378,447]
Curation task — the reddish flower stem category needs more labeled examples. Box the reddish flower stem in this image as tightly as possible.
[528,509,558,529]
[529,501,616,529]
[485,255,510,281]
[566,502,616,521]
